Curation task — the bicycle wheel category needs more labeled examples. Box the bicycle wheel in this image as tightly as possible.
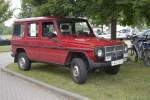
[143,50,150,67]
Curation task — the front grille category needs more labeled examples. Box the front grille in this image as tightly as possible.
[116,45,124,51]
[105,45,124,61]
[105,46,114,52]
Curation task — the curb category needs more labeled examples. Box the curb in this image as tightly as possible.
[1,67,90,100]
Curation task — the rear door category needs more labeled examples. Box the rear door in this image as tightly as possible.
[25,22,40,61]
[12,23,25,54]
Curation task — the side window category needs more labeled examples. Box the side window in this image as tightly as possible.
[60,23,72,35]
[42,22,55,37]
[13,24,24,37]
[28,23,38,37]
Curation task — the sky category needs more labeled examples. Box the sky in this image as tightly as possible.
[4,0,21,27]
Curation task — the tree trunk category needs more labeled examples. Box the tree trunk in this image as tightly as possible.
[101,25,103,32]
[111,18,117,39]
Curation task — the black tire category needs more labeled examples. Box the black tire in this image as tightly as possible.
[17,52,31,71]
[70,58,88,84]
[143,50,150,67]
[104,65,120,75]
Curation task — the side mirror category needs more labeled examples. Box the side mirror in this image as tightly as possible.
[47,32,57,38]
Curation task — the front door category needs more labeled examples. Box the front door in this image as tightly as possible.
[39,21,66,64]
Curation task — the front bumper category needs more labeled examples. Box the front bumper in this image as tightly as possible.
[89,60,110,68]
[88,54,128,69]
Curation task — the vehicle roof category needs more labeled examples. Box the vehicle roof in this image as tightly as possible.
[15,16,86,23]
[144,29,150,32]
[140,29,150,34]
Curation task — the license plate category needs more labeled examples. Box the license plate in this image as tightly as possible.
[111,59,124,66]
[105,56,112,61]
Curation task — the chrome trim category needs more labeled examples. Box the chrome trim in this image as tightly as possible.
[104,45,124,61]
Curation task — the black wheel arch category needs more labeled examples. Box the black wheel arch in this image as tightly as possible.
[65,51,90,68]
[14,48,26,62]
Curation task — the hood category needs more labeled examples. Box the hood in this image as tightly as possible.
[61,36,123,47]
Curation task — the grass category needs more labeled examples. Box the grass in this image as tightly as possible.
[7,60,150,100]
[0,45,10,52]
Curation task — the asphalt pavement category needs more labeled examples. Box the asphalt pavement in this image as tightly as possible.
[0,52,67,100]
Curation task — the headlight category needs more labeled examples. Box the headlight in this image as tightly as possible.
[97,49,103,57]
[94,47,105,60]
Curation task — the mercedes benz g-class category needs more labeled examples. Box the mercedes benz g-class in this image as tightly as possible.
[11,17,128,84]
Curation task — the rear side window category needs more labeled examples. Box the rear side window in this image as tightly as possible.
[13,24,24,37]
[28,23,38,37]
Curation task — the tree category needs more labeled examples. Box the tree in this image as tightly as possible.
[20,0,150,39]
[0,24,12,35]
[88,0,150,39]
[0,0,12,23]
[20,0,88,17]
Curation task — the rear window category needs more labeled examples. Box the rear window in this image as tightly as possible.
[13,24,24,37]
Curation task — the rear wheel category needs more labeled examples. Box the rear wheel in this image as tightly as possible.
[143,50,150,67]
[17,52,31,71]
[70,58,88,84]
[104,65,120,75]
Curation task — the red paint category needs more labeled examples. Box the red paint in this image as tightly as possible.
[11,17,124,65]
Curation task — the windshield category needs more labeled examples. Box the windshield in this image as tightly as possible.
[59,19,94,37]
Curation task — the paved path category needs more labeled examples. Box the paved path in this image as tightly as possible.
[0,53,66,100]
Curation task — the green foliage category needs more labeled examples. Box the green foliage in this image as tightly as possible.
[86,0,150,39]
[118,0,150,26]
[0,0,12,23]
[33,0,72,16]
[0,24,12,35]
[20,0,89,17]
[20,0,150,27]
[88,0,150,26]
[19,0,150,39]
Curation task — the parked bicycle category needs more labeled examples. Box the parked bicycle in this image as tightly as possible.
[143,40,150,66]
[132,36,150,66]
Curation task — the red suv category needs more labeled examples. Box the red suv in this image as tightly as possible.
[11,17,128,84]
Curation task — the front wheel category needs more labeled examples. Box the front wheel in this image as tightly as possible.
[17,52,31,71]
[70,58,88,84]
[104,65,120,75]
[143,50,150,67]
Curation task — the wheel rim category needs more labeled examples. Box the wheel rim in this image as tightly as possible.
[73,65,79,77]
[19,57,26,69]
